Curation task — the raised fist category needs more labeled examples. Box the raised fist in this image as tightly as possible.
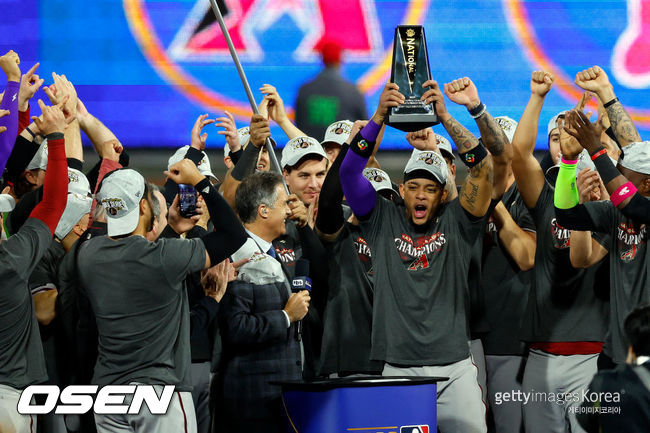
[444,77,480,109]
[575,66,612,97]
[0,50,20,82]
[406,128,437,151]
[530,70,554,97]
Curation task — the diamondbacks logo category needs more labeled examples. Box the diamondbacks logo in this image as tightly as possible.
[102,198,127,216]
[617,221,646,262]
[394,232,447,270]
[550,217,571,249]
[123,0,429,118]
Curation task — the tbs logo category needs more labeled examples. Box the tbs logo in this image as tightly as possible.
[400,426,429,433]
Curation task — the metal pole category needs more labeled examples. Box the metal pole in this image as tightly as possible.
[208,0,289,194]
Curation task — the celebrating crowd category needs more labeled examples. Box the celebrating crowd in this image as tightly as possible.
[1,45,649,433]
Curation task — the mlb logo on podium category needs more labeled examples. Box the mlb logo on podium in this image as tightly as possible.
[400,426,429,433]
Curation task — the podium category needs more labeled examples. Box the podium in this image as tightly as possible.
[276,376,447,433]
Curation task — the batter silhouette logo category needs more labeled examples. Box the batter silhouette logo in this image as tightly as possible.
[123,0,430,118]
[400,426,429,433]
[504,0,650,128]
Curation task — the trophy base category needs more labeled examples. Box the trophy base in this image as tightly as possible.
[386,112,440,132]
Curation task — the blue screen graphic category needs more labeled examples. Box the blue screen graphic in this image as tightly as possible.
[1,0,648,150]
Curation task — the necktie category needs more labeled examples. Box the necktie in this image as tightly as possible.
[267,246,277,259]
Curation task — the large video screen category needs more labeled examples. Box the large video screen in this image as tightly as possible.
[1,0,647,150]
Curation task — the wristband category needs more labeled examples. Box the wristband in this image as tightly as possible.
[459,142,488,168]
[468,102,486,118]
[603,97,619,109]
[560,157,578,165]
[611,182,637,207]
[590,148,608,160]
[349,132,376,159]
[24,127,37,139]
[591,151,620,184]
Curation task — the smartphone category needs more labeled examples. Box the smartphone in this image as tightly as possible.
[178,184,198,218]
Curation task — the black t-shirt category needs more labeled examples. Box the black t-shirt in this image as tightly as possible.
[272,221,303,279]
[520,184,609,343]
[319,223,382,376]
[360,196,483,366]
[0,218,51,389]
[28,239,67,385]
[584,200,650,364]
[481,184,535,355]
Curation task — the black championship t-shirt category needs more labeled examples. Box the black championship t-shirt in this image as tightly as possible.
[360,196,483,366]
[272,221,303,279]
[319,222,382,375]
[28,239,67,385]
[77,235,205,390]
[584,200,649,364]
[0,218,51,389]
[481,184,535,355]
[520,184,609,343]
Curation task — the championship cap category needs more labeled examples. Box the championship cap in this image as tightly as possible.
[495,116,518,143]
[619,141,650,175]
[26,140,48,171]
[281,136,327,168]
[67,168,91,196]
[547,112,566,136]
[434,134,455,161]
[363,168,393,194]
[55,193,93,239]
[97,169,145,237]
[224,126,250,158]
[168,145,218,182]
[322,120,353,147]
[404,149,448,185]
[0,194,15,212]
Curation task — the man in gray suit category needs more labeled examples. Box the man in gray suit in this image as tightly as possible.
[218,171,310,433]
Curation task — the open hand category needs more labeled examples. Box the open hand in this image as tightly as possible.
[190,113,216,151]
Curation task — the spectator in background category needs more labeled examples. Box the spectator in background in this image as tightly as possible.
[295,40,367,141]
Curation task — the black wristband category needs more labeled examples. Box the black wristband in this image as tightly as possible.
[603,97,619,109]
[184,146,204,166]
[231,142,260,181]
[44,132,64,140]
[348,132,376,159]
[592,151,620,185]
[468,102,485,117]
[459,142,488,168]
[24,127,37,139]
[195,177,211,193]
[229,148,243,165]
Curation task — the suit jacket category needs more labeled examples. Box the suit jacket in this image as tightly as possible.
[218,275,302,420]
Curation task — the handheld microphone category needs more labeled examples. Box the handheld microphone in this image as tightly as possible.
[290,259,311,341]
[291,259,312,293]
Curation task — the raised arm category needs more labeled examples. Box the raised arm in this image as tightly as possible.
[221,114,268,208]
[441,77,494,217]
[260,84,306,140]
[17,62,44,133]
[340,83,401,219]
[574,66,640,147]
[0,50,21,174]
[492,202,536,271]
[511,71,554,208]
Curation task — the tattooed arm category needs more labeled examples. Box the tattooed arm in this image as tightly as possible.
[474,110,511,199]
[575,66,641,147]
[438,77,494,217]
